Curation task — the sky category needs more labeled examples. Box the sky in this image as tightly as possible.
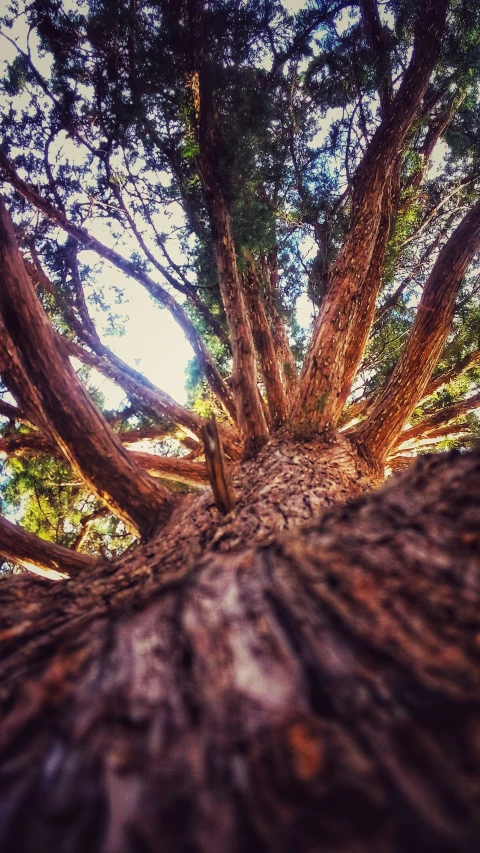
[0,18,197,408]
[0,7,316,411]
[0,0,468,418]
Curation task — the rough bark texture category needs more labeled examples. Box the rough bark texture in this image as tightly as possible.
[242,262,288,425]
[337,163,400,414]
[291,0,448,432]
[0,197,174,538]
[0,513,99,578]
[260,249,298,395]
[61,337,242,461]
[1,445,480,852]
[356,198,480,461]
[187,0,270,454]
[194,159,269,452]
[0,150,236,422]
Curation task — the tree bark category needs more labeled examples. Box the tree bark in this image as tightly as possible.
[392,391,480,448]
[187,0,270,454]
[60,337,242,461]
[0,513,99,578]
[194,155,269,451]
[356,198,480,462]
[337,163,401,413]
[0,400,25,422]
[242,260,288,426]
[341,347,480,429]
[0,196,174,538]
[0,433,209,486]
[291,0,448,432]
[1,443,480,852]
[0,149,236,422]
[260,248,298,394]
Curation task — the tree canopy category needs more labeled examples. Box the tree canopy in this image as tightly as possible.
[1,0,480,571]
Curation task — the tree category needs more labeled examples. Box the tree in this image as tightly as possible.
[1,0,480,848]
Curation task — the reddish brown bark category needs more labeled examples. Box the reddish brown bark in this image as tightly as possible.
[355,198,480,462]
[392,392,480,447]
[61,337,242,460]
[194,161,269,451]
[242,260,288,426]
[130,452,208,485]
[0,432,209,486]
[337,164,400,414]
[0,316,51,433]
[1,446,480,851]
[291,0,448,432]
[186,0,269,454]
[0,149,236,422]
[260,249,298,394]
[0,513,99,578]
[0,196,174,538]
[341,347,480,429]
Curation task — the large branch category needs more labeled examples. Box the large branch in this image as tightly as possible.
[355,198,480,462]
[0,315,52,433]
[0,432,209,487]
[291,0,448,432]
[0,399,27,423]
[187,0,269,454]
[0,513,98,579]
[359,0,393,117]
[0,196,175,538]
[61,337,242,460]
[132,452,208,485]
[261,248,298,394]
[336,163,400,414]
[242,259,288,426]
[426,349,480,397]
[194,151,269,452]
[392,392,480,448]
[341,347,480,428]
[19,245,221,453]
[0,148,237,422]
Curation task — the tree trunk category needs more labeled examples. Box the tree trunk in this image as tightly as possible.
[1,438,480,852]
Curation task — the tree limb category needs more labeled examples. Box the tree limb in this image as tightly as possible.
[0,431,209,486]
[392,393,480,448]
[359,0,393,117]
[61,336,242,460]
[0,147,237,422]
[292,0,448,432]
[0,196,174,538]
[242,257,288,426]
[0,513,99,579]
[355,198,480,461]
[186,0,269,454]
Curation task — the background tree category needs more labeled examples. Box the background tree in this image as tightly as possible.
[2,0,480,849]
